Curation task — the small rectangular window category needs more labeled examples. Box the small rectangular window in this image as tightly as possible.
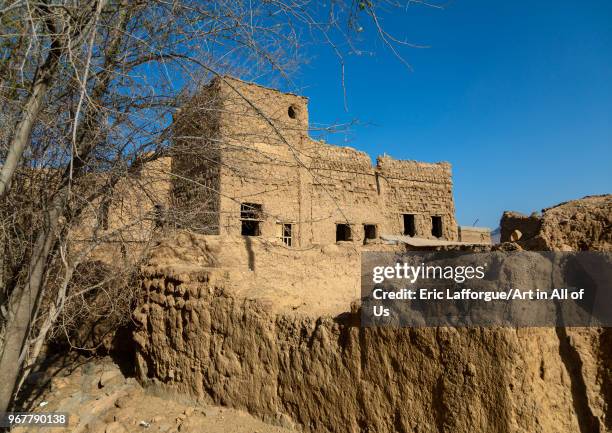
[431,216,443,238]
[363,224,377,241]
[403,214,416,237]
[240,202,262,236]
[336,224,352,242]
[279,223,292,247]
[241,220,260,236]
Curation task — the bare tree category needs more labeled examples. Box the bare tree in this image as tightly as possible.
[0,0,436,411]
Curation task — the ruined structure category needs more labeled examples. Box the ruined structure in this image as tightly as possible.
[500,194,612,251]
[77,75,491,255]
[171,76,462,246]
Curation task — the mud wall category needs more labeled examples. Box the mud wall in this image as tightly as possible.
[500,211,542,244]
[171,81,224,233]
[458,226,492,244]
[71,156,173,264]
[304,142,383,245]
[134,262,609,433]
[377,156,457,241]
[143,233,368,317]
[500,195,612,251]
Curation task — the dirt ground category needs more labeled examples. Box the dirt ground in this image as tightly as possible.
[13,357,294,433]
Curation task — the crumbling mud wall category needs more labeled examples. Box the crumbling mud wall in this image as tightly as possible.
[133,264,610,433]
[142,232,370,317]
[71,156,173,264]
[377,156,457,240]
[458,226,492,244]
[500,212,542,244]
[171,81,225,233]
[305,142,384,245]
[500,194,611,251]
[133,229,611,433]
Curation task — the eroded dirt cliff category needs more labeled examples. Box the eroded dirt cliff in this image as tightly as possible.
[133,267,610,432]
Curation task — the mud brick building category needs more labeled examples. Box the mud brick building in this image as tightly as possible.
[172,76,462,247]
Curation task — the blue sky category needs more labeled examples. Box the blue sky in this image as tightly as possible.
[282,1,612,229]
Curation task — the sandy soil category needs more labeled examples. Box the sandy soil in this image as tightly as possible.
[14,357,294,433]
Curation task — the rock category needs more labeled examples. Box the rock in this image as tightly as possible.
[509,229,522,241]
[82,363,96,375]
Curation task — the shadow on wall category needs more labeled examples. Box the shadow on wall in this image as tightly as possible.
[245,235,255,271]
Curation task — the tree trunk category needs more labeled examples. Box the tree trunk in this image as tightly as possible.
[0,195,64,411]
[0,1,120,410]
[0,0,107,200]
[0,14,61,200]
